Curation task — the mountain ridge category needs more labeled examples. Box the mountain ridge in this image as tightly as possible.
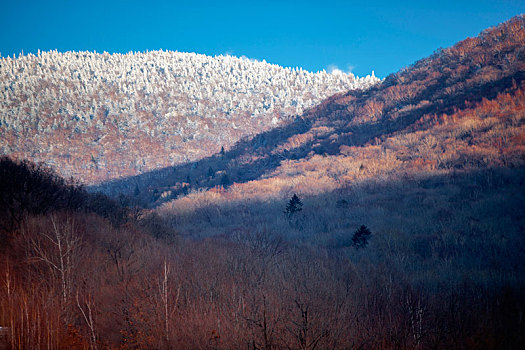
[95,15,524,209]
[0,50,378,184]
[1,15,524,350]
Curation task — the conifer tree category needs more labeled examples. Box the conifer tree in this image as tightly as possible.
[352,225,371,249]
[285,193,303,218]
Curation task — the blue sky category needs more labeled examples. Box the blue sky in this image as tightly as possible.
[0,0,523,77]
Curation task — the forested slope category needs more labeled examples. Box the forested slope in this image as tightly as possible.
[0,50,377,183]
[0,15,524,350]
[103,15,525,209]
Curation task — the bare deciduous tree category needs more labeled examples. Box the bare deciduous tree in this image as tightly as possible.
[24,214,82,321]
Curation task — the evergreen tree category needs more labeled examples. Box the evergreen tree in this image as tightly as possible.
[285,194,303,218]
[352,225,372,249]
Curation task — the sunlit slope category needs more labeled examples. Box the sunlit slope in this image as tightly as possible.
[151,15,524,211]
[0,50,378,183]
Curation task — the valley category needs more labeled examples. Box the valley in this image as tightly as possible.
[0,14,524,350]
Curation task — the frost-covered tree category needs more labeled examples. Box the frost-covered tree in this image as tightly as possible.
[0,50,380,183]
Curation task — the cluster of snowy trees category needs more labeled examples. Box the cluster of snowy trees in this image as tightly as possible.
[0,50,378,183]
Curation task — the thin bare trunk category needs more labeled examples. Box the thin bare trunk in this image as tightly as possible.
[162,259,170,346]
[77,292,98,350]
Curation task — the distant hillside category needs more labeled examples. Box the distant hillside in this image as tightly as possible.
[101,16,524,209]
[1,16,524,350]
[0,50,378,184]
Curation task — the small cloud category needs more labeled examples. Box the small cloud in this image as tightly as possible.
[327,64,355,75]
[240,55,259,63]
[328,65,344,75]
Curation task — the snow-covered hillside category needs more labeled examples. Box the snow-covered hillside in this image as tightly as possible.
[0,50,379,183]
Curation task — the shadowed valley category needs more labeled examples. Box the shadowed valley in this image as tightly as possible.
[0,15,524,350]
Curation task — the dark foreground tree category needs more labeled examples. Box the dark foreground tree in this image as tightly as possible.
[0,156,81,233]
[285,194,303,218]
[352,225,371,249]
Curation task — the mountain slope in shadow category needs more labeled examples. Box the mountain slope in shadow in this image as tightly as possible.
[93,15,525,208]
